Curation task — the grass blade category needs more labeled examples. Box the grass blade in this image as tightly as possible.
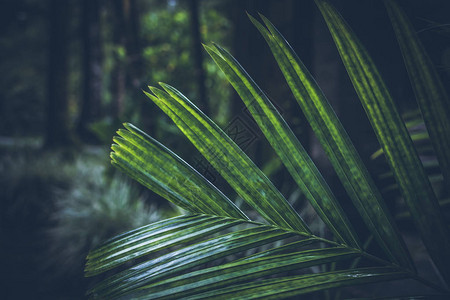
[316,0,450,282]
[251,13,413,269]
[204,42,360,248]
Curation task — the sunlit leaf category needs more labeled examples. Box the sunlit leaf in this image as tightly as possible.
[204,42,360,248]
[144,85,310,233]
[251,12,413,269]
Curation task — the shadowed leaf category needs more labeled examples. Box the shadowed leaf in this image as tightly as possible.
[316,0,450,283]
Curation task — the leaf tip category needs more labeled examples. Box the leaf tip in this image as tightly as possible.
[147,86,162,97]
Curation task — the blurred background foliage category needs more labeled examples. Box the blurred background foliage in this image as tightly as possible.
[0,0,449,298]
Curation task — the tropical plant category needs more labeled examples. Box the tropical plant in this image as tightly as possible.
[85,1,450,298]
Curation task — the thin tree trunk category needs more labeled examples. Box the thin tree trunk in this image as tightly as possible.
[111,64,126,118]
[77,0,103,143]
[45,0,72,147]
[188,0,208,114]
[127,0,144,88]
[128,0,154,133]
[111,0,127,119]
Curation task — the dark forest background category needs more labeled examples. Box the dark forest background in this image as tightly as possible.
[1,0,449,299]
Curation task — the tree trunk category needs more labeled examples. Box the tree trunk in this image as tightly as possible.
[77,0,103,143]
[45,0,72,147]
[188,0,208,114]
[126,0,144,88]
[128,0,154,133]
[110,0,127,119]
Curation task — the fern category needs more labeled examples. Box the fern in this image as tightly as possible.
[85,1,450,298]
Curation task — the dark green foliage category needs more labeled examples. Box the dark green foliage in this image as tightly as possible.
[85,1,450,299]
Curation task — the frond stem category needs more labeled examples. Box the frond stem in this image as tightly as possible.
[241,218,450,295]
[174,214,449,295]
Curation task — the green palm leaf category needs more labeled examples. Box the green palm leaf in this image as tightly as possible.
[385,0,450,188]
[85,3,450,299]
[110,123,247,219]
[85,215,243,276]
[188,267,407,300]
[126,247,360,299]
[203,42,360,248]
[144,84,309,233]
[238,238,319,261]
[89,219,300,298]
[372,112,444,198]
[316,0,450,283]
[249,13,412,270]
[85,114,422,298]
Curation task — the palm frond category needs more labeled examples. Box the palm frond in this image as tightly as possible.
[85,215,245,277]
[372,112,444,198]
[203,42,360,248]
[385,0,450,188]
[110,123,246,219]
[145,84,309,233]
[250,12,413,270]
[186,267,407,300]
[126,249,365,299]
[85,1,450,299]
[88,217,299,298]
[316,0,450,284]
